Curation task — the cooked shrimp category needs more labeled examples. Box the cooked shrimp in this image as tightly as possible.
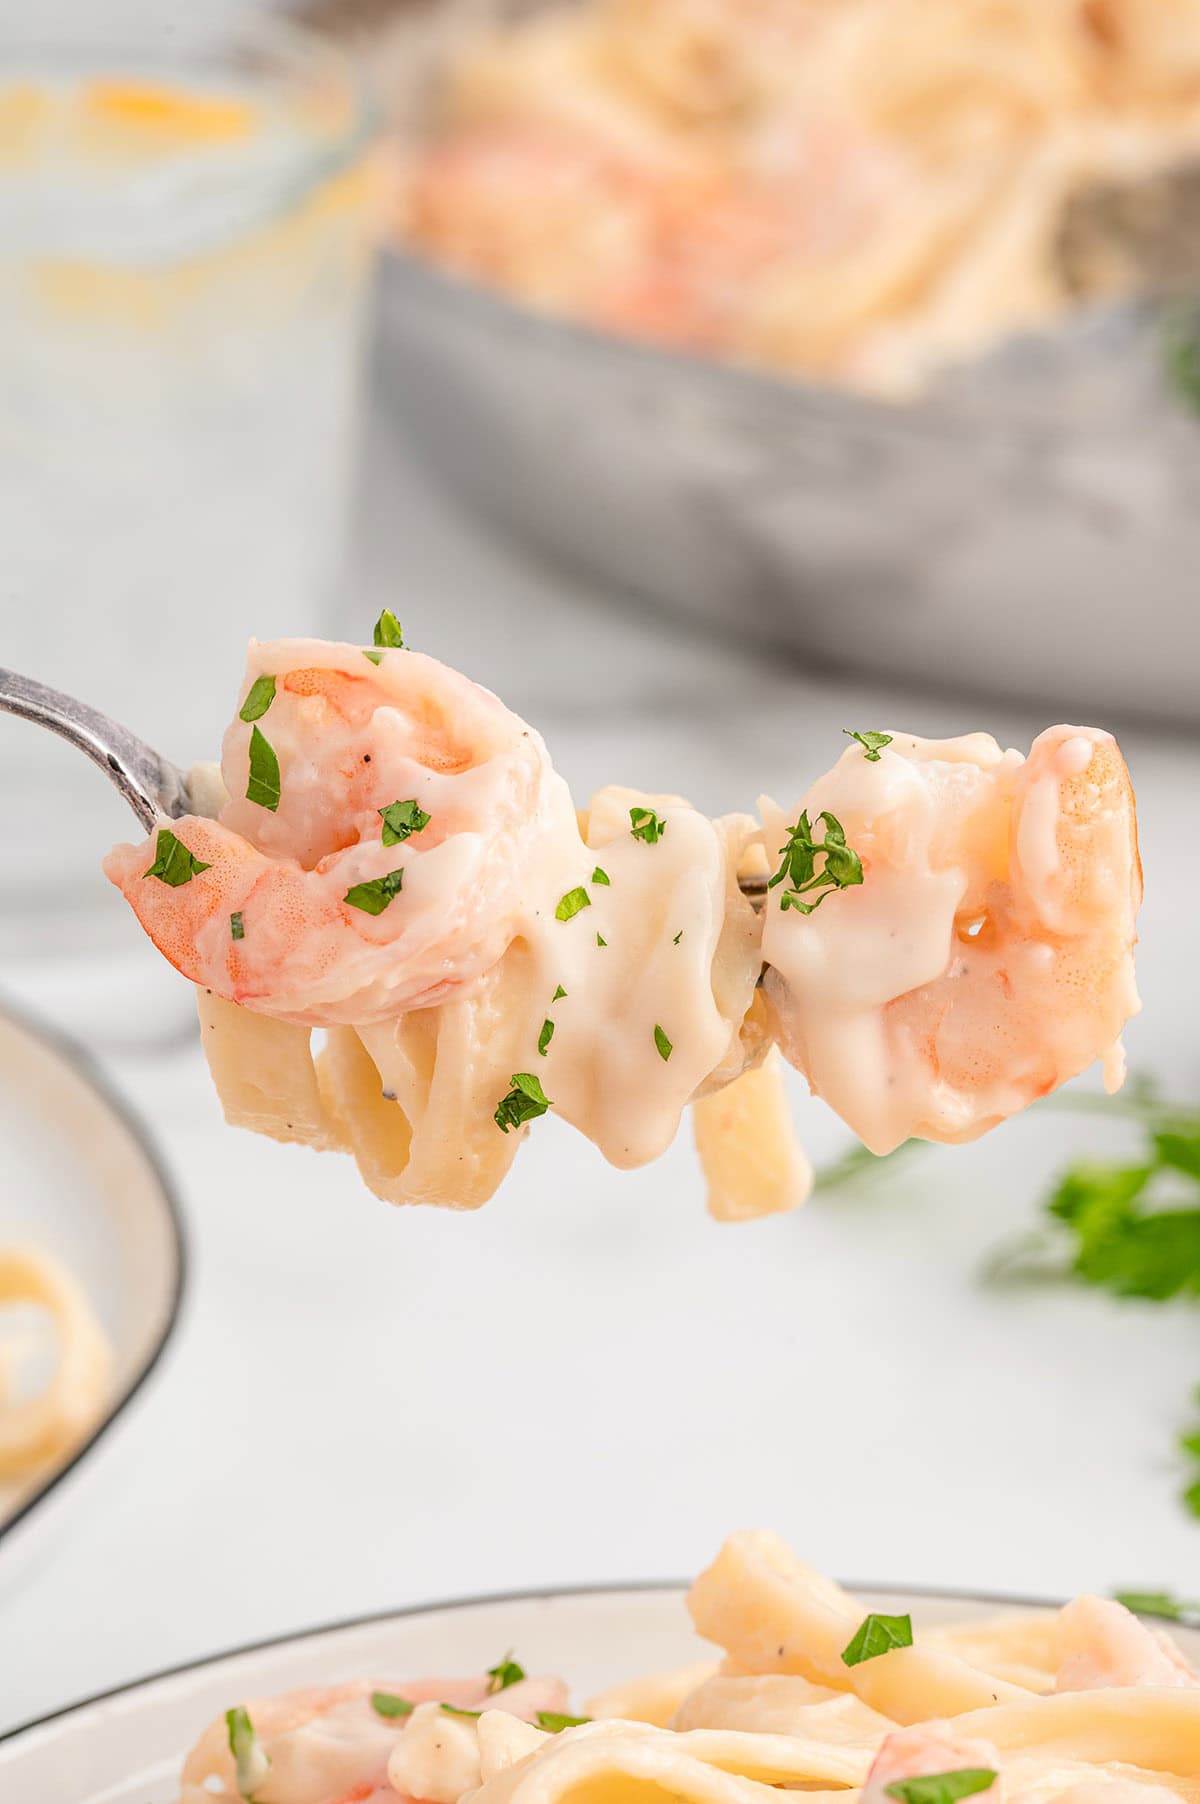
[104,640,577,1027]
[761,725,1141,1153]
[178,1674,569,1804]
[1055,1596,1199,1693]
[862,1724,1005,1804]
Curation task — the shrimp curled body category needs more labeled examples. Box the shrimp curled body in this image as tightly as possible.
[104,641,576,1027]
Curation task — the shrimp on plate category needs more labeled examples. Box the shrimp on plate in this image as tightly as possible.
[761,724,1141,1153]
[104,639,578,1027]
[861,1724,1006,1804]
[178,1673,568,1804]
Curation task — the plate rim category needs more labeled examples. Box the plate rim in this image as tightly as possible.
[0,991,189,1555]
[0,1573,1070,1749]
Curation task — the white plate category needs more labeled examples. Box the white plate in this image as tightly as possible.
[0,995,185,1585]
[3,1582,1198,1804]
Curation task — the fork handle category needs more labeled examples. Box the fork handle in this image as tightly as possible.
[0,667,190,834]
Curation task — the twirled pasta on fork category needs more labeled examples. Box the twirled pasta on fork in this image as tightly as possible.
[104,624,1142,1218]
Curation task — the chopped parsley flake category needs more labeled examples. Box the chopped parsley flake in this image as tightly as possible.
[630,806,666,843]
[591,866,610,885]
[343,867,405,915]
[536,1712,591,1733]
[538,1018,555,1056]
[246,725,281,812]
[143,828,211,887]
[769,809,863,914]
[486,1652,526,1693]
[440,1703,482,1718]
[495,1071,552,1134]
[556,886,591,922]
[885,1772,997,1804]
[596,932,607,947]
[553,984,567,1001]
[654,1024,672,1062]
[841,1612,913,1667]
[371,1691,415,1718]
[239,676,276,723]
[673,930,683,944]
[230,911,245,941]
[226,1706,270,1799]
[373,609,405,649]
[379,798,430,847]
[843,728,893,761]
[363,650,383,665]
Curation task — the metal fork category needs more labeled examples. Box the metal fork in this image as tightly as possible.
[0,668,195,832]
[0,664,774,901]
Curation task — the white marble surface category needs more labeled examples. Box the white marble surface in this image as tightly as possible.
[2,400,1199,1736]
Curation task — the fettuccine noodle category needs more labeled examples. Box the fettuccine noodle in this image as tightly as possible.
[394,0,1200,390]
[174,1530,1200,1803]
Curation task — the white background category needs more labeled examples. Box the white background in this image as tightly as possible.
[2,399,1198,1734]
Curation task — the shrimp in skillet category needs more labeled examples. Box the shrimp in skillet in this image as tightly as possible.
[761,724,1141,1153]
[104,639,577,1027]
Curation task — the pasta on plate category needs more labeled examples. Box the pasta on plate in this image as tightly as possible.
[104,627,1142,1218]
[393,0,1200,391]
[0,1244,112,1483]
[176,1530,1200,1803]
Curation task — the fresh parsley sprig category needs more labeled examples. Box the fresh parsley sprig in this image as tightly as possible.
[768,810,863,914]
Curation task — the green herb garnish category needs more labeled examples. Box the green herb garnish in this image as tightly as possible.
[226,1706,270,1800]
[440,1703,482,1718]
[495,1071,552,1134]
[630,806,666,844]
[380,799,430,847]
[1113,1590,1200,1622]
[246,725,281,812]
[372,1691,415,1718]
[486,1652,526,1693]
[343,867,405,915]
[556,886,591,922]
[654,1024,672,1062]
[536,1712,591,1733]
[538,1018,554,1056]
[885,1772,997,1804]
[553,984,567,1001]
[363,649,384,665]
[673,930,683,944]
[841,1612,913,1667]
[230,911,245,941]
[239,676,276,723]
[596,932,607,947]
[591,866,610,886]
[768,809,863,914]
[843,728,892,761]
[143,828,211,887]
[373,609,405,649]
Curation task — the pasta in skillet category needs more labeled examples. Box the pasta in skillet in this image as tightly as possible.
[175,1530,1200,1802]
[395,0,1200,391]
[104,626,1142,1219]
